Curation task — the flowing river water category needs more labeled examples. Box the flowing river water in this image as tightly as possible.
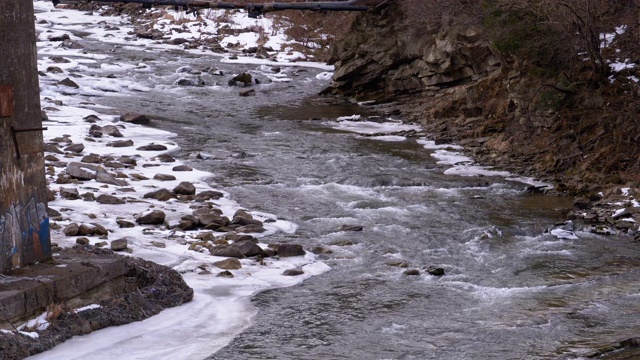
[48,31,640,360]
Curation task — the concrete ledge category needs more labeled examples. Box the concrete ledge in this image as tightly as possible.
[0,246,193,359]
[0,251,128,327]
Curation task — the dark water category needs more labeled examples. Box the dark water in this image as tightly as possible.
[75,43,640,360]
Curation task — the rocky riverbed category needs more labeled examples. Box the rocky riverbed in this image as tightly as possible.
[3,2,334,358]
[324,2,640,245]
[12,2,640,359]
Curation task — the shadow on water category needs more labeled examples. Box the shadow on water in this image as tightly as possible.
[256,96,375,121]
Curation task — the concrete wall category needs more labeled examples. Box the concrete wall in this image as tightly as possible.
[0,1,52,272]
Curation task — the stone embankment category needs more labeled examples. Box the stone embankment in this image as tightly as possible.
[323,2,640,241]
[0,246,193,360]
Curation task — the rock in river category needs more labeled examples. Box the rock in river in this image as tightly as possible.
[136,210,166,225]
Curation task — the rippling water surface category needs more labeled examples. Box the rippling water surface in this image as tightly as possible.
[89,42,640,360]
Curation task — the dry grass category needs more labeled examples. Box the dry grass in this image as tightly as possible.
[45,303,66,322]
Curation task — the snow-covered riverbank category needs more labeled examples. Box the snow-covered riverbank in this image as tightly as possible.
[29,2,331,358]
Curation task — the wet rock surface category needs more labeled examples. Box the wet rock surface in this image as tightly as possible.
[0,247,193,359]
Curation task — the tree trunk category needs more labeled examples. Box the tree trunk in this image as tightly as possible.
[0,0,52,273]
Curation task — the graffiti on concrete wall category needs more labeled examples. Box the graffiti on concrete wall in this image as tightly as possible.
[0,197,51,272]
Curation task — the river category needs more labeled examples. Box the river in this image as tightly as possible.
[94,53,640,360]
[35,4,640,359]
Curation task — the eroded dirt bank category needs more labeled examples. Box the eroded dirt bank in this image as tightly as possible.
[324,1,640,241]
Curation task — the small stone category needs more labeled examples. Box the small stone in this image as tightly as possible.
[101,125,123,137]
[275,244,305,257]
[178,215,199,230]
[217,270,234,278]
[153,174,177,181]
[120,112,150,125]
[310,246,333,254]
[136,210,166,225]
[210,245,245,258]
[95,241,108,248]
[60,187,81,200]
[64,143,85,153]
[173,181,196,196]
[339,224,363,232]
[151,241,166,248]
[83,114,101,123]
[50,56,71,64]
[573,197,593,210]
[283,268,304,276]
[588,225,617,235]
[96,194,125,205]
[46,66,64,74]
[48,33,70,41]
[234,239,266,257]
[404,269,420,276]
[44,143,64,154]
[137,143,168,151]
[63,223,80,236]
[81,154,101,164]
[110,238,128,251]
[76,237,90,245]
[195,232,216,242]
[172,165,193,172]
[116,219,135,228]
[91,224,109,236]
[107,140,134,148]
[57,77,79,88]
[213,258,242,270]
[196,190,224,200]
[143,188,174,201]
[229,72,252,86]
[426,266,445,276]
[155,154,175,162]
[235,224,267,233]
